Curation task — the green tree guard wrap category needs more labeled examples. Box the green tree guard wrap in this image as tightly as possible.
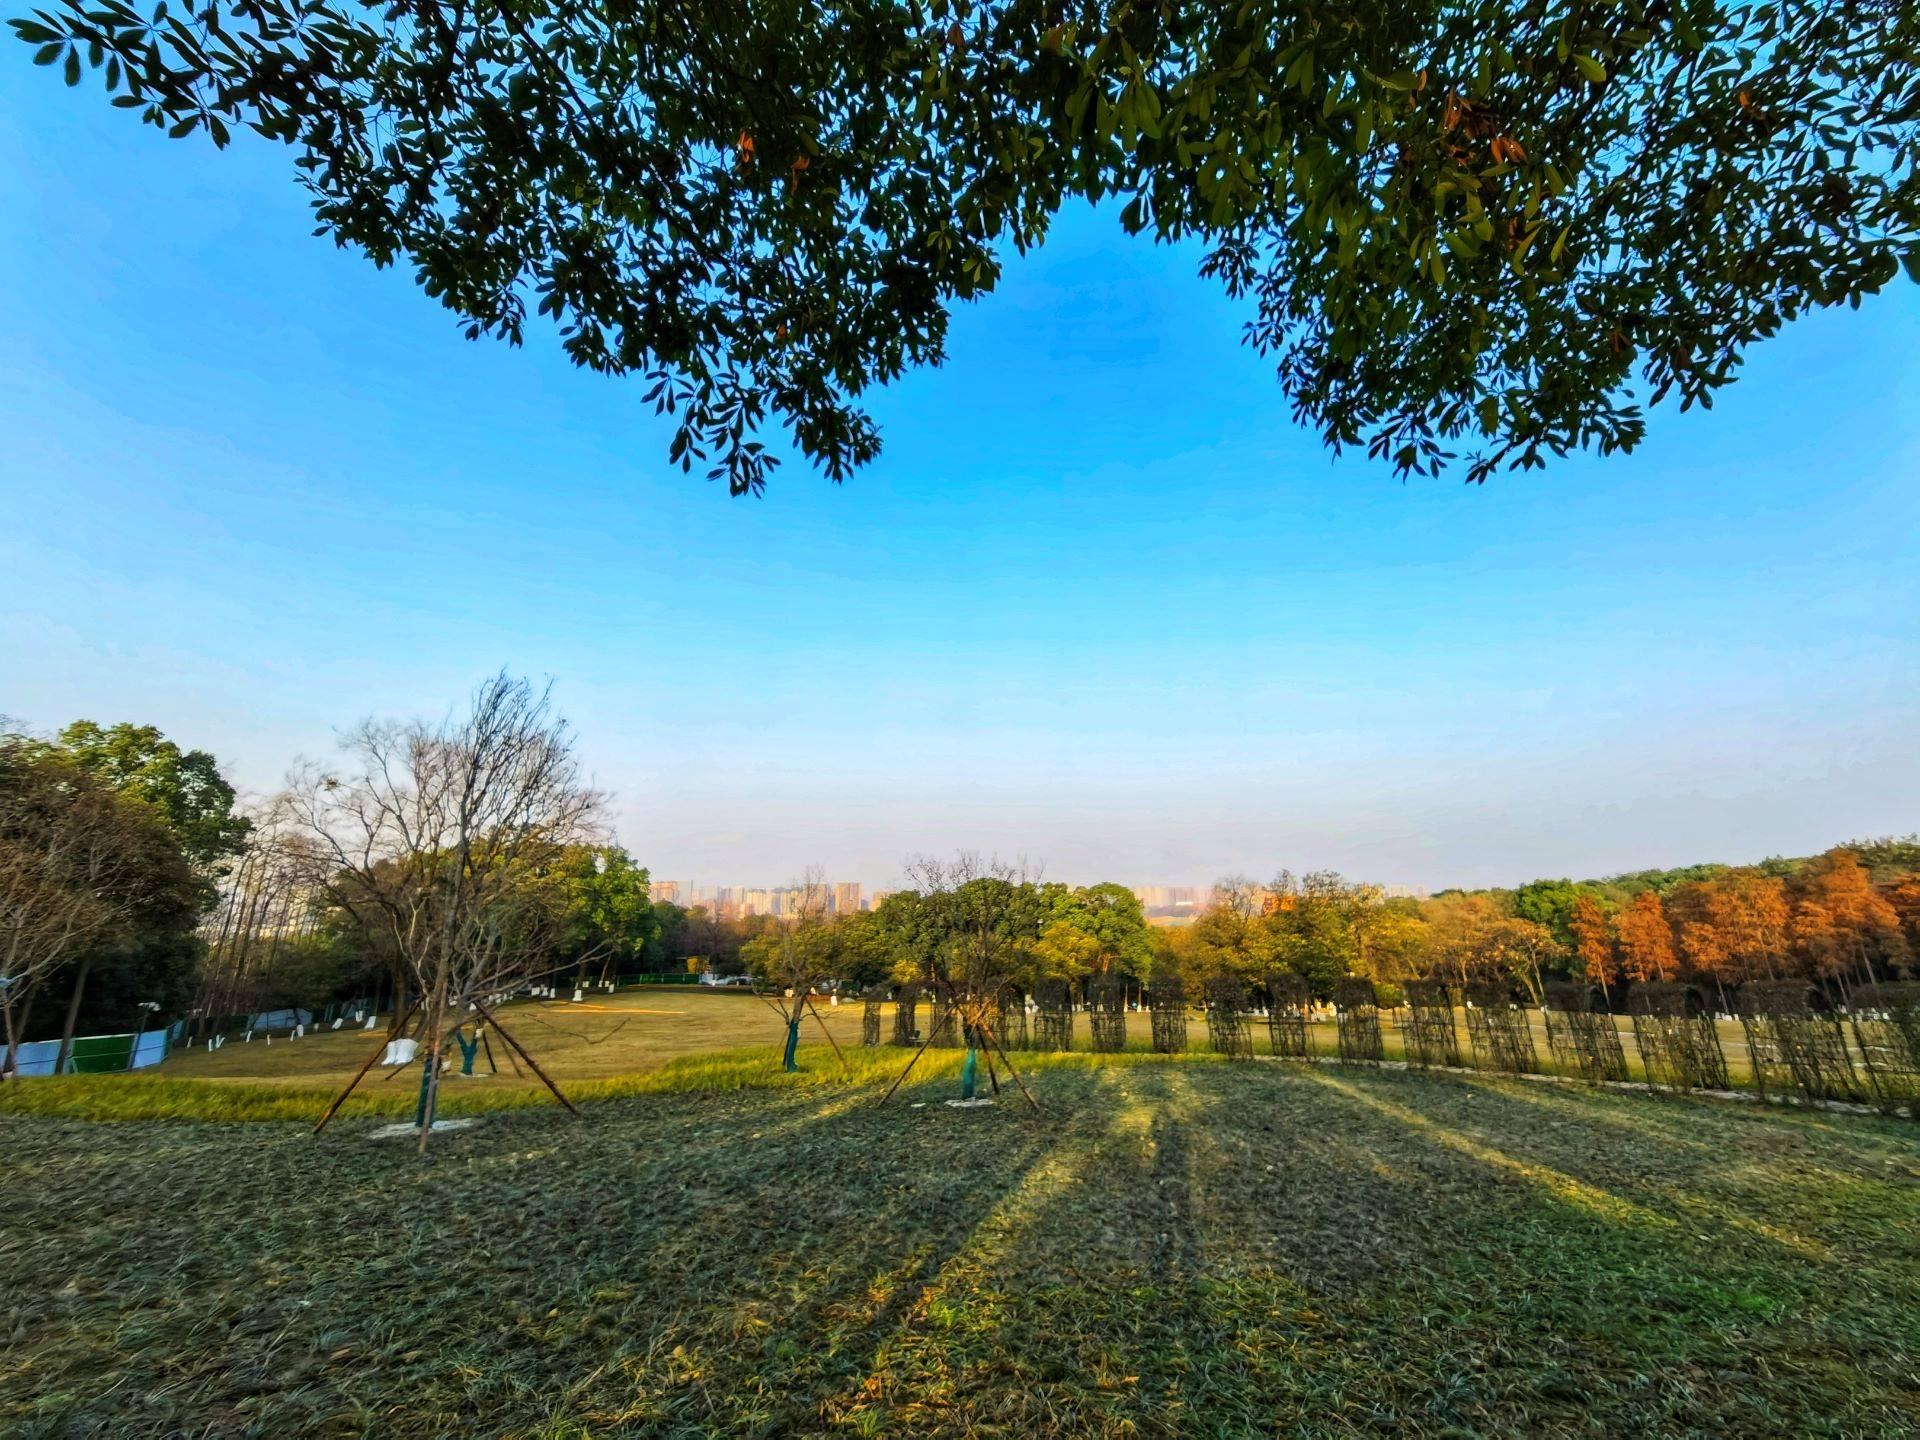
[413,1051,434,1126]
[782,1017,801,1073]
[960,1046,978,1100]
[455,1028,481,1077]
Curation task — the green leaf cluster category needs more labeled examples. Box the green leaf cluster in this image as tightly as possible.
[13,0,1917,486]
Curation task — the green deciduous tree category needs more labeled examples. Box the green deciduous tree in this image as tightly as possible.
[1172,875,1280,986]
[1511,878,1587,952]
[884,854,1050,1099]
[0,734,198,1073]
[57,721,249,875]
[819,908,899,990]
[556,845,656,983]
[13,0,1915,490]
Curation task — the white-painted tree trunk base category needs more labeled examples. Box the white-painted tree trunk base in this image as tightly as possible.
[366,1118,479,1140]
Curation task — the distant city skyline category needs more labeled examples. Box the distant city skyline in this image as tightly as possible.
[648,877,1426,918]
[645,881,877,920]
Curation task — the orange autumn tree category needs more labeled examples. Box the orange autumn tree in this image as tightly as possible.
[1614,891,1678,984]
[1668,881,1736,999]
[1886,873,1920,955]
[1568,894,1618,1001]
[1789,897,1844,984]
[1715,870,1791,983]
[1789,849,1910,988]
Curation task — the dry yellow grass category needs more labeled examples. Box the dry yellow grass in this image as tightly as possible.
[159,985,870,1086]
[157,988,1770,1090]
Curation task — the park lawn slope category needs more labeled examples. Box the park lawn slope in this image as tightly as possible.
[1,1063,1916,1438]
[0,1046,1209,1123]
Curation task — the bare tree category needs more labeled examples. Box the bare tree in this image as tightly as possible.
[190,799,325,1035]
[1209,875,1265,920]
[291,673,603,1143]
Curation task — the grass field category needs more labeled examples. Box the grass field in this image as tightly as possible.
[2,1062,1916,1437]
[156,988,1785,1085]
[1,985,1792,1128]
[137,988,1783,1091]
[163,987,873,1084]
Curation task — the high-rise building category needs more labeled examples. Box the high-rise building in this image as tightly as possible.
[832,882,862,916]
[1133,885,1205,917]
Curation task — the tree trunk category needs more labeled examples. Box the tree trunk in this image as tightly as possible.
[1,995,18,1080]
[194,848,255,1042]
[412,1048,436,1125]
[416,976,451,1149]
[55,953,95,1076]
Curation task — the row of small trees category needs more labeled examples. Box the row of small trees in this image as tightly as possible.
[1162,850,1917,1008]
[736,847,1920,1051]
[739,860,1157,1003]
[192,820,662,1031]
[1570,852,1913,998]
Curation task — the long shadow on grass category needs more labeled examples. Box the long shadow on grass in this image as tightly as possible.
[0,1079,1076,1439]
[1320,1068,1918,1266]
[1284,1065,1920,1435]
[7,1063,1916,1438]
[819,1061,1920,1437]
[392,1077,1082,1436]
[819,1063,1509,1436]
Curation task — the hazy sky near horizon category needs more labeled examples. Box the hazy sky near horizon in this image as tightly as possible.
[4,71,1918,894]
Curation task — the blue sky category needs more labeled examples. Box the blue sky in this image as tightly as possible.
[3,67,1917,893]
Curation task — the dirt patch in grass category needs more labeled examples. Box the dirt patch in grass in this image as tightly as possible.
[2,1064,1916,1437]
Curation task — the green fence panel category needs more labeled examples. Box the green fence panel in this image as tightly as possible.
[68,1032,138,1073]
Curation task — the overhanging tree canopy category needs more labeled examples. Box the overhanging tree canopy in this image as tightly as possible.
[13,0,1917,488]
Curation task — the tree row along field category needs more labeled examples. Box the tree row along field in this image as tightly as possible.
[8,685,1917,1143]
[145,985,1762,1088]
[7,701,1916,1089]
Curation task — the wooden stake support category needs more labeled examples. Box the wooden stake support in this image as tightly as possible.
[805,993,852,1075]
[984,1023,1040,1112]
[878,1024,941,1106]
[472,997,579,1116]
